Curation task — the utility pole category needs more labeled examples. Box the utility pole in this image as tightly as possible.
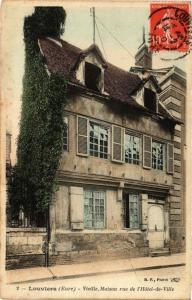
[44,205,50,267]
[92,7,96,44]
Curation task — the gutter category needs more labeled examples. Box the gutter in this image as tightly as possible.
[67,81,180,125]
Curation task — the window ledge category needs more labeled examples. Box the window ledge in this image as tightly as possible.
[122,229,142,234]
[89,156,110,162]
[6,227,46,233]
[55,229,143,234]
[151,169,166,173]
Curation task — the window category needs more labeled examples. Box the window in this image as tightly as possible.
[89,122,108,159]
[125,134,140,165]
[85,62,101,92]
[84,191,105,229]
[152,141,164,170]
[124,194,140,229]
[63,117,68,151]
[144,88,157,112]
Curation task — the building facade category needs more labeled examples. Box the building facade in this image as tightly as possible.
[37,36,186,263]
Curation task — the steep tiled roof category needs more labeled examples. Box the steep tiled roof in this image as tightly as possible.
[39,38,141,101]
[39,38,82,78]
[39,37,177,122]
[104,63,141,106]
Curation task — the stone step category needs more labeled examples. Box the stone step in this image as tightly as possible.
[149,248,171,257]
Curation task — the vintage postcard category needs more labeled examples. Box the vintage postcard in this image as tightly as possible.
[0,0,192,299]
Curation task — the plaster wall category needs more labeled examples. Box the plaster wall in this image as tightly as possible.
[55,185,70,230]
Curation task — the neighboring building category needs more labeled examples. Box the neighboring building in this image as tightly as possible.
[6,131,12,226]
[130,36,186,254]
[35,35,185,262]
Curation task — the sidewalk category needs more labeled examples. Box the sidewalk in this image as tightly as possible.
[6,253,185,284]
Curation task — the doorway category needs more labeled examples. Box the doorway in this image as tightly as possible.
[147,204,165,249]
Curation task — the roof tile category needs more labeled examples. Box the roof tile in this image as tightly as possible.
[39,38,177,122]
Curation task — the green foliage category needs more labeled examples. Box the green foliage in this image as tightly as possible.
[9,7,67,220]
[24,7,66,43]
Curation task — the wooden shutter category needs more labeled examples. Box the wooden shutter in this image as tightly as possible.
[70,187,84,230]
[167,143,174,174]
[112,125,125,163]
[77,116,88,156]
[143,135,152,169]
[129,194,140,229]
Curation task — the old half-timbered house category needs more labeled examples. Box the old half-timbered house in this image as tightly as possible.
[38,35,186,263]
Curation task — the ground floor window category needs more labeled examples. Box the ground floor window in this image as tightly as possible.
[124,194,140,229]
[84,191,105,229]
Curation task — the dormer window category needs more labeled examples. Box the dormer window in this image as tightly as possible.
[85,62,101,92]
[144,88,157,112]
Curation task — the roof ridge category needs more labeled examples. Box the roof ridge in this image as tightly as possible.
[41,37,82,54]
[42,37,140,78]
[59,39,82,53]
[106,62,141,82]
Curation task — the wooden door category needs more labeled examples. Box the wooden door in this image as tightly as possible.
[148,204,165,249]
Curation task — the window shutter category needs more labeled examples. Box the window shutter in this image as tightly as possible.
[167,143,174,174]
[129,194,140,229]
[143,135,152,169]
[70,187,84,230]
[112,125,125,163]
[77,116,88,156]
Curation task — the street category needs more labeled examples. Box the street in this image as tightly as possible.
[8,266,190,299]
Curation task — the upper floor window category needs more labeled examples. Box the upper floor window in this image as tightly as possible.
[144,88,157,112]
[84,190,105,229]
[125,134,140,165]
[63,117,68,151]
[152,141,164,170]
[85,62,101,92]
[89,122,108,159]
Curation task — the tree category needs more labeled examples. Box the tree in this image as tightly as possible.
[9,7,67,223]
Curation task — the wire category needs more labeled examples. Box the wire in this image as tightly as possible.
[95,21,108,60]
[95,16,134,59]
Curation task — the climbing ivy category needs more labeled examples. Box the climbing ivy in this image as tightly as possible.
[9,7,67,222]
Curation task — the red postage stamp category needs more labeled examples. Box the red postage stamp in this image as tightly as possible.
[149,3,191,52]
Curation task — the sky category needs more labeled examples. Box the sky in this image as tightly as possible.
[1,1,187,164]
